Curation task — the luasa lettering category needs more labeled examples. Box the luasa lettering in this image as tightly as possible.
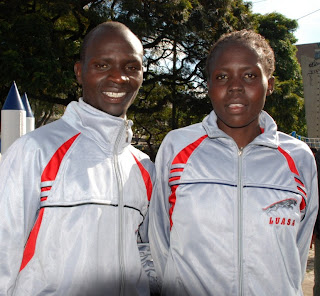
[269,217,295,226]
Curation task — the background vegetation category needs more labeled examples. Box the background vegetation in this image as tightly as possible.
[0,0,305,159]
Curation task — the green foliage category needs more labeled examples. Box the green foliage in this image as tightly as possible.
[0,0,95,126]
[257,13,301,80]
[255,13,306,135]
[0,0,306,155]
[265,80,306,134]
[112,0,255,156]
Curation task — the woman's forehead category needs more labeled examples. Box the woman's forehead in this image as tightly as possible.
[209,42,267,73]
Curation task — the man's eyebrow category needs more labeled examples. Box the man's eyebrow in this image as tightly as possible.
[89,56,142,63]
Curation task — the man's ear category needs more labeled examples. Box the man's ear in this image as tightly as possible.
[207,79,212,92]
[74,61,83,84]
[266,76,275,96]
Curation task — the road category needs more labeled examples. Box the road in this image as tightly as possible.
[303,248,314,296]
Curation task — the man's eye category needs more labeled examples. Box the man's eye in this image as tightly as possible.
[96,64,108,69]
[127,65,141,71]
[216,74,227,80]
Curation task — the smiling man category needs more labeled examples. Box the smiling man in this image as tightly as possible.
[0,22,156,296]
[74,22,144,117]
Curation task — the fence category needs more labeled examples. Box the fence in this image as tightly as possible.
[291,132,320,149]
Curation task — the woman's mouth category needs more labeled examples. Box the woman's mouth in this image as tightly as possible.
[227,103,246,113]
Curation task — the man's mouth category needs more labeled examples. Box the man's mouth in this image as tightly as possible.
[103,92,126,98]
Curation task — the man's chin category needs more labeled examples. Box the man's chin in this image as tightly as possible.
[101,106,128,118]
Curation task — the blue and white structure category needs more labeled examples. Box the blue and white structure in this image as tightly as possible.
[1,82,26,155]
[22,92,35,133]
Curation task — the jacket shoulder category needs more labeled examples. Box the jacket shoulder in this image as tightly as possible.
[163,122,206,149]
[156,122,207,167]
[2,118,80,170]
[277,132,313,157]
[27,118,78,144]
[128,145,155,175]
[277,131,316,177]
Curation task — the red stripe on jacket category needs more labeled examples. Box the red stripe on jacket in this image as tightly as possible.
[131,153,153,201]
[169,135,208,229]
[19,133,80,271]
[277,146,299,175]
[277,146,307,212]
[19,209,44,271]
[41,133,81,182]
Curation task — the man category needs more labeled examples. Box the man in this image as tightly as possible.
[0,21,155,296]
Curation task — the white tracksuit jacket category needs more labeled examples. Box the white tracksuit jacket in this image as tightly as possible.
[149,110,318,296]
[0,99,155,296]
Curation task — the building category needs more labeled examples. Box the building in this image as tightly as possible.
[296,42,320,143]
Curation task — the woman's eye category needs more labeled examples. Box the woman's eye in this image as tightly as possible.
[244,73,256,79]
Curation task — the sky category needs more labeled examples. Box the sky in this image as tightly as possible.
[245,0,320,45]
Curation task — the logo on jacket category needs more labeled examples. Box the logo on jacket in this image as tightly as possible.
[262,198,297,213]
[263,198,297,226]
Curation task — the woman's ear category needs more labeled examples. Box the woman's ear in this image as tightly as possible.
[74,61,83,84]
[266,76,275,96]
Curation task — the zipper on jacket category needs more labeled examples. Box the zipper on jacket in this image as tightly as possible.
[237,147,244,296]
[114,120,128,296]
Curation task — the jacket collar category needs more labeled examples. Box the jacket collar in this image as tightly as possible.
[62,98,133,153]
[202,110,279,149]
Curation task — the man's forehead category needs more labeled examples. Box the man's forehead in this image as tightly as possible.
[93,27,142,48]
[81,24,143,63]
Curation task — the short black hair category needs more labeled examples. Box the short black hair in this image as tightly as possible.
[79,21,141,62]
[205,29,275,78]
[311,147,318,154]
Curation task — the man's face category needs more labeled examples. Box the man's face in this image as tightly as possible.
[74,28,143,118]
[207,43,274,134]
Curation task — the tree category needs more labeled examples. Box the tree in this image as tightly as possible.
[1,1,305,156]
[0,0,104,127]
[0,0,257,155]
[256,12,306,134]
[108,0,255,157]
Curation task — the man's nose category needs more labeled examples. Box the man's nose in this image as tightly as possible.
[108,67,129,84]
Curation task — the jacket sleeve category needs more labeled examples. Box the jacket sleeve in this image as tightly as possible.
[296,149,319,281]
[136,156,156,244]
[314,150,320,235]
[149,136,173,285]
[0,137,41,295]
[132,155,161,294]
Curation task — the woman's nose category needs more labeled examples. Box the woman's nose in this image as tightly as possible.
[228,78,244,92]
